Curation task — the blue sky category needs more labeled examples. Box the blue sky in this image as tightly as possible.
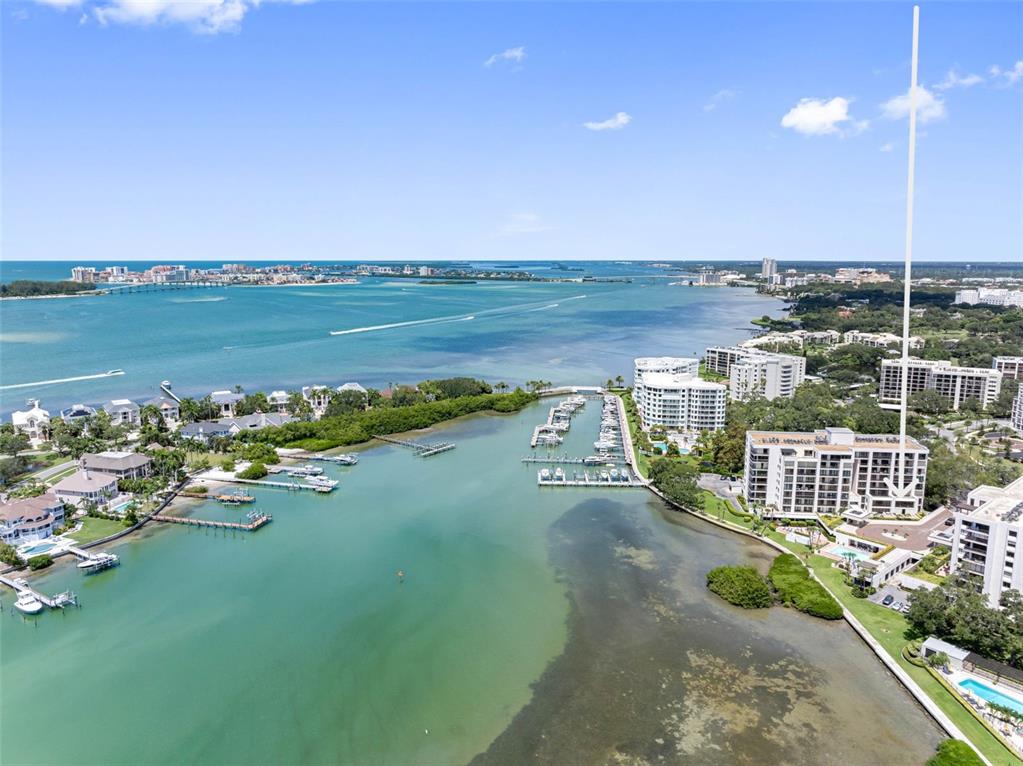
[2,1,1021,262]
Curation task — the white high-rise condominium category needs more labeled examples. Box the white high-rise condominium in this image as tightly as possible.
[704,346,805,401]
[761,258,777,279]
[879,358,1002,411]
[633,357,725,432]
[950,476,1023,608]
[744,427,928,518]
[1011,390,1023,436]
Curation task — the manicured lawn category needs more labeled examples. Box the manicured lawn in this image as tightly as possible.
[764,531,1021,766]
[700,490,755,529]
[67,517,126,545]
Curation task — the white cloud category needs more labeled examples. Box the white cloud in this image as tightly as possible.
[484,46,526,68]
[880,142,894,153]
[990,61,1023,86]
[780,97,857,136]
[582,111,632,131]
[934,69,984,91]
[703,89,736,112]
[498,213,553,236]
[33,0,311,34]
[880,85,946,123]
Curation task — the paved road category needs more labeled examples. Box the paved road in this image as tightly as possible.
[27,459,75,484]
[698,473,745,515]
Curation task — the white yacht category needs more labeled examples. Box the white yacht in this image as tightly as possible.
[78,552,119,574]
[14,592,44,615]
[554,467,566,481]
[539,468,552,481]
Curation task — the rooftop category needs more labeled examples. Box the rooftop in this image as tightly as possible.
[640,372,725,391]
[53,470,119,493]
[959,476,1023,525]
[82,451,152,470]
[747,428,925,452]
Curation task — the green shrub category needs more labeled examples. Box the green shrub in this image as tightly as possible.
[925,739,984,766]
[768,554,843,620]
[237,462,268,480]
[27,554,53,571]
[706,565,773,609]
[0,542,24,567]
[220,457,236,472]
[234,442,280,465]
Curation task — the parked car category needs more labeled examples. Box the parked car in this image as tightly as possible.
[892,601,905,611]
[900,604,911,614]
[882,594,895,606]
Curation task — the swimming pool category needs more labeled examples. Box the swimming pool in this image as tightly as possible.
[19,541,57,557]
[828,545,874,562]
[960,678,1023,715]
[110,501,133,514]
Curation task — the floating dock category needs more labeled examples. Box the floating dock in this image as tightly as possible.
[373,434,455,457]
[521,456,587,464]
[217,477,335,492]
[0,575,78,609]
[537,470,641,488]
[151,512,272,531]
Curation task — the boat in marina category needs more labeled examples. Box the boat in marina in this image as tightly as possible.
[306,476,338,489]
[540,468,551,480]
[554,467,566,481]
[14,592,44,615]
[78,552,120,574]
[582,455,607,465]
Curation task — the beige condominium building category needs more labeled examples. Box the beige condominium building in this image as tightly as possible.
[704,346,805,401]
[744,427,928,519]
[879,358,1002,410]
[993,356,1023,381]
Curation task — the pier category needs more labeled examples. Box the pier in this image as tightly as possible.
[216,476,335,492]
[372,434,455,457]
[537,470,642,488]
[521,456,587,464]
[105,280,222,295]
[151,512,272,531]
[0,575,78,609]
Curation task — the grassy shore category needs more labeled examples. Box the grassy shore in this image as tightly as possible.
[68,517,126,545]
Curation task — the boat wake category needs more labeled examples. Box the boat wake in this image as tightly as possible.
[0,369,125,391]
[327,295,586,337]
[169,296,227,303]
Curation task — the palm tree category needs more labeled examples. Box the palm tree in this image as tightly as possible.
[605,378,614,390]
[615,375,624,388]
[495,382,508,393]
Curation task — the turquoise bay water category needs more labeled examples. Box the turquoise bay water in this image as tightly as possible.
[0,276,779,412]
[1,401,942,765]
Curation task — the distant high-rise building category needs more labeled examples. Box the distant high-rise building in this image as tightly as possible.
[70,266,96,283]
[879,359,1002,411]
[761,258,777,280]
[993,356,1023,381]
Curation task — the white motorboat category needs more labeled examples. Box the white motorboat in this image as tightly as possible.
[539,468,551,480]
[307,476,339,489]
[583,455,606,465]
[334,454,358,466]
[14,592,44,615]
[554,467,566,481]
[78,553,119,574]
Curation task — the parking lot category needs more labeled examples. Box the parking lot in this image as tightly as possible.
[868,581,914,613]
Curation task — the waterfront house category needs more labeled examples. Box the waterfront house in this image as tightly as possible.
[11,400,50,443]
[302,385,332,418]
[338,382,368,395]
[81,451,152,480]
[0,493,65,545]
[179,420,234,445]
[104,399,141,427]
[268,390,290,415]
[59,403,97,425]
[52,469,119,509]
[217,412,294,434]
[143,395,181,423]
[210,390,244,417]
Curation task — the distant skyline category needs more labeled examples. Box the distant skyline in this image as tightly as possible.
[2,1,1021,263]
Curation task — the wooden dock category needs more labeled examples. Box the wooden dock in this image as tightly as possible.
[218,477,334,492]
[0,575,78,609]
[151,512,272,531]
[521,456,587,464]
[373,434,455,457]
[537,469,641,488]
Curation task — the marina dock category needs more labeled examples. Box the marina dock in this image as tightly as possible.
[0,575,78,609]
[217,477,336,492]
[537,470,642,488]
[151,511,272,531]
[373,434,455,457]
[521,456,587,464]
